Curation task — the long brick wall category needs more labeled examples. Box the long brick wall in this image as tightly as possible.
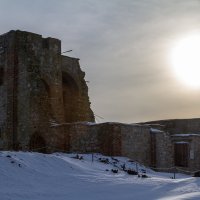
[61,122,152,166]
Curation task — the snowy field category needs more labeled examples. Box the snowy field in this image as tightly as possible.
[0,152,200,200]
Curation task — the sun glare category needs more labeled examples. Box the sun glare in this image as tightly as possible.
[170,33,200,88]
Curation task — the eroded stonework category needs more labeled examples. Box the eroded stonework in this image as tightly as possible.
[0,30,94,152]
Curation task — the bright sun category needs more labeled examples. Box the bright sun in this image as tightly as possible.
[170,34,200,88]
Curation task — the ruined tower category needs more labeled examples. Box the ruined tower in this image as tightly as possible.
[0,30,94,152]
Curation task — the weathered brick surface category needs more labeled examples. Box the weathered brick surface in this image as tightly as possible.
[172,134,200,171]
[154,132,174,169]
[190,136,200,171]
[144,118,200,134]
[66,122,151,166]
[67,122,200,171]
[0,30,94,152]
[68,123,99,153]
[144,119,200,171]
[121,125,151,166]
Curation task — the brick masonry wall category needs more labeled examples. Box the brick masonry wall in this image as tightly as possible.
[154,132,174,169]
[68,123,99,153]
[66,122,152,166]
[190,136,200,171]
[172,135,200,171]
[0,33,10,149]
[0,31,16,150]
[13,31,65,151]
[121,125,151,166]
[144,118,200,134]
[0,30,94,152]
[61,56,94,122]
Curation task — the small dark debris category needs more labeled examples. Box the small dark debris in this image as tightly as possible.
[141,174,148,178]
[72,154,83,160]
[10,161,15,164]
[127,169,138,175]
[105,169,109,172]
[121,164,126,171]
[112,161,117,165]
[6,155,11,158]
[18,164,21,167]
[193,171,200,177]
[111,169,118,174]
[98,158,109,164]
[111,157,119,162]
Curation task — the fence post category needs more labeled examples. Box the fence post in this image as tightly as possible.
[173,167,176,179]
[136,162,138,174]
[92,153,94,163]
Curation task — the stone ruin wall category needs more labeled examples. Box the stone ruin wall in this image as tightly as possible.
[0,30,94,152]
[0,31,16,150]
[172,134,200,171]
[64,122,152,166]
[61,56,94,122]
[153,132,174,169]
[120,125,151,166]
[145,119,200,171]
[189,136,200,171]
[145,118,200,134]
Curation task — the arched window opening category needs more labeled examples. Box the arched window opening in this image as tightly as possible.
[29,133,46,153]
[62,72,79,122]
[39,79,52,119]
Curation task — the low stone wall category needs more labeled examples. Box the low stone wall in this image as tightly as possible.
[144,118,200,134]
[190,136,200,171]
[154,131,173,169]
[172,134,200,171]
[62,122,152,166]
[121,125,151,166]
[68,123,99,153]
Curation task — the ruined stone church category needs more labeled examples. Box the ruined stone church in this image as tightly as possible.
[1,30,200,173]
[0,30,94,152]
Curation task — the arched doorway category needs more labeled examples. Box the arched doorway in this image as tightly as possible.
[174,142,189,167]
[29,133,47,153]
[39,79,52,119]
[62,72,79,122]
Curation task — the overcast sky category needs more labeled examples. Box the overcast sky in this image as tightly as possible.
[1,0,200,123]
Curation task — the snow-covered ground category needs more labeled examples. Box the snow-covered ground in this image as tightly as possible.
[0,151,200,200]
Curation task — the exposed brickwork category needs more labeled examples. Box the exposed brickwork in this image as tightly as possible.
[120,124,151,166]
[65,122,151,166]
[66,121,200,172]
[154,131,174,169]
[172,134,200,171]
[0,30,94,152]
[144,118,200,134]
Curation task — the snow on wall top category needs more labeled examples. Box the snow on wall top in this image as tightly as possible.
[172,133,200,137]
